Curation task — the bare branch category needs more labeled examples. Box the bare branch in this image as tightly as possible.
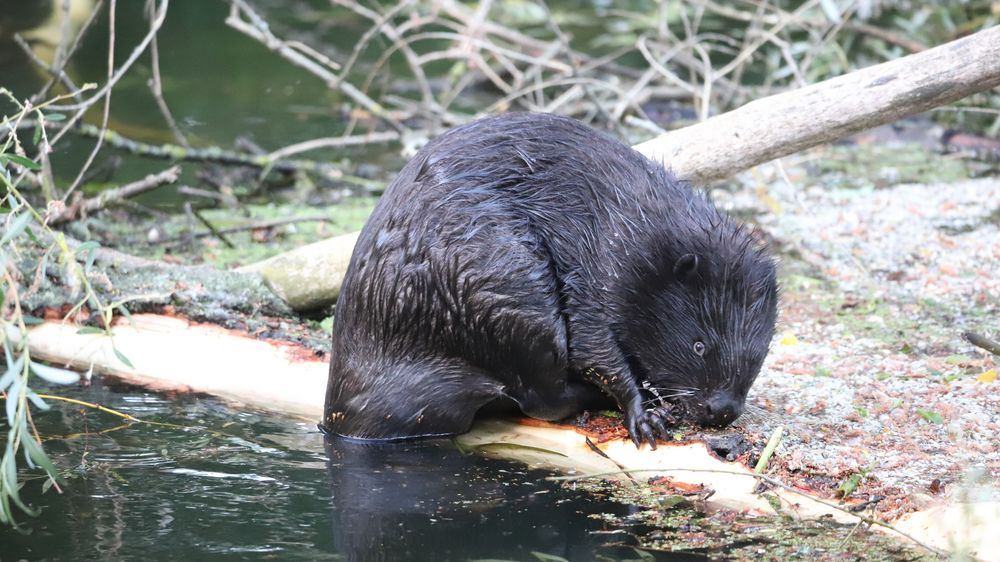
[47,166,181,225]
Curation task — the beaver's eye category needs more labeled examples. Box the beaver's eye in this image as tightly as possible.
[693,341,706,356]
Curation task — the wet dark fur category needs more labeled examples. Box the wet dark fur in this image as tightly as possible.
[323,113,778,447]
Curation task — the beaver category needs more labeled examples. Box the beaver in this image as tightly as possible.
[323,113,778,448]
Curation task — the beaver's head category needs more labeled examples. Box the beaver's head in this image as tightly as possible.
[623,222,778,428]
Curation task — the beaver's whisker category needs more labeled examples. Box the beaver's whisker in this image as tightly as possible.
[644,386,695,398]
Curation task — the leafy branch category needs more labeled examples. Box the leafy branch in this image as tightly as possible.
[0,89,136,528]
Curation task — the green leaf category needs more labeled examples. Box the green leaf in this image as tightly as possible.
[944,354,971,365]
[29,361,80,385]
[0,212,33,245]
[87,293,102,314]
[1,154,40,171]
[531,553,570,562]
[21,436,59,480]
[42,112,66,121]
[917,409,944,424]
[0,352,23,392]
[4,445,31,514]
[4,339,13,368]
[836,472,862,498]
[32,122,42,145]
[76,240,100,275]
[5,378,20,424]
[118,304,133,324]
[22,315,43,326]
[25,389,50,411]
[76,326,105,335]
[113,347,135,369]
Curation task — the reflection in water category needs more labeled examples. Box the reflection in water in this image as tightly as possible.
[324,437,644,561]
[2,382,704,561]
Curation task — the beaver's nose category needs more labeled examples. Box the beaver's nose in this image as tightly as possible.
[700,394,743,427]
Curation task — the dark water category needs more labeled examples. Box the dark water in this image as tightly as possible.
[1,1,418,199]
[2,380,689,562]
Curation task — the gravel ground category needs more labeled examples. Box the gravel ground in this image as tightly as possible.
[721,171,999,520]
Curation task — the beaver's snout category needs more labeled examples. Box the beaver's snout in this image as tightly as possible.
[699,393,743,427]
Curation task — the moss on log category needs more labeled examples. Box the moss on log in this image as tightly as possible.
[12,235,332,351]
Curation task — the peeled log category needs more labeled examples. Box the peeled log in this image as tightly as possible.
[248,25,1000,311]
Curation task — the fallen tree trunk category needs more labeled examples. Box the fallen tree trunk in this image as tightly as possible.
[245,25,1000,311]
[633,24,1000,184]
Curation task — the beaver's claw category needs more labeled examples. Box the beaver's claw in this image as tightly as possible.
[627,406,674,450]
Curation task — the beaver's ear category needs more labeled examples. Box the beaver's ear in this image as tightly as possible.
[673,253,700,282]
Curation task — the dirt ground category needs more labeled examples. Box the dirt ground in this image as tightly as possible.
[721,147,999,522]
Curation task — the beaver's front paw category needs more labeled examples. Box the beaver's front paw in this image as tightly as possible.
[626,407,674,450]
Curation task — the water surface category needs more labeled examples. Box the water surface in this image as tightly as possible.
[3,379,695,561]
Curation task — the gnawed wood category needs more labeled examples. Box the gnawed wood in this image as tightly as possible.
[24,314,327,417]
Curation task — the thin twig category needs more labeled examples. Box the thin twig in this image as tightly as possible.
[32,0,105,104]
[225,0,405,133]
[145,0,190,149]
[265,131,402,161]
[156,215,334,244]
[47,165,181,225]
[35,394,184,430]
[186,203,234,248]
[11,34,83,102]
[9,121,363,184]
[47,0,169,115]
[63,0,117,200]
[20,0,170,195]
[331,0,438,113]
